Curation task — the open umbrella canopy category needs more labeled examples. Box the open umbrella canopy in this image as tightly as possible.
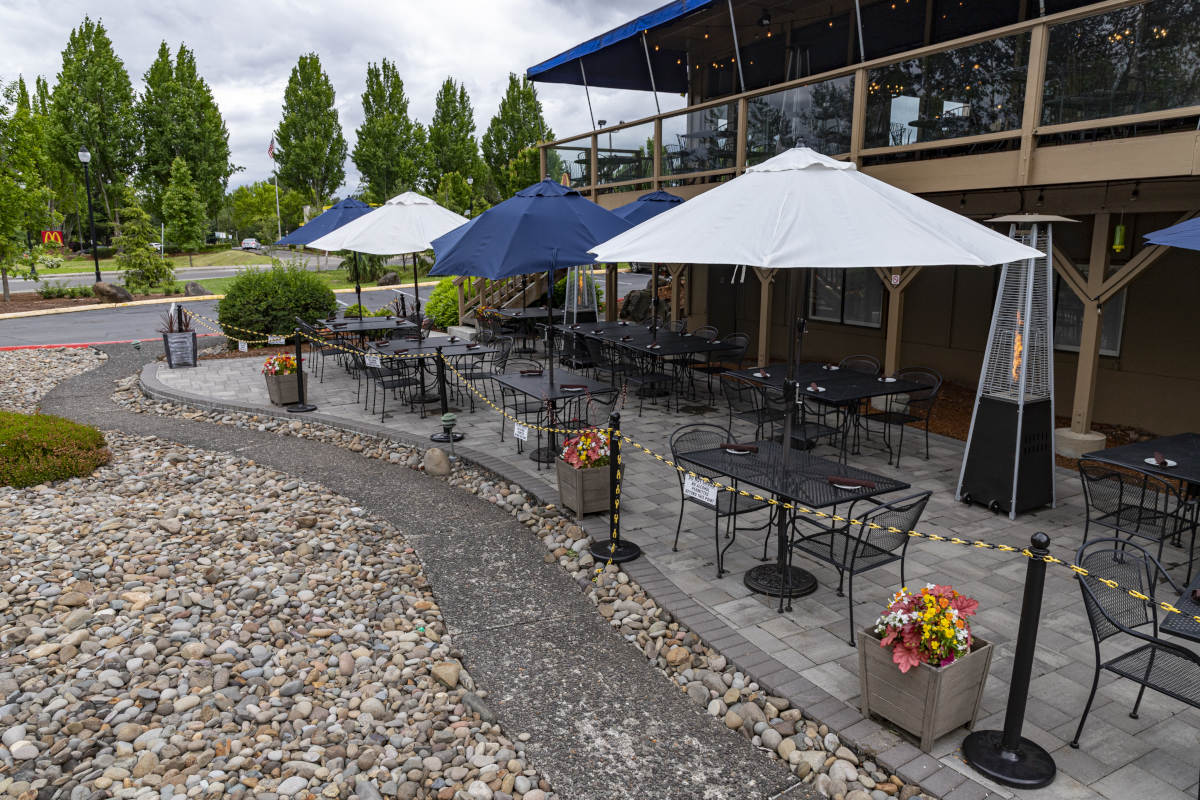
[612,189,684,225]
[591,148,1042,268]
[429,179,632,279]
[274,198,372,246]
[308,192,467,255]
[1145,216,1200,251]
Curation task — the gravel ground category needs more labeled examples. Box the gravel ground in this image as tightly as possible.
[0,348,107,414]
[110,371,933,800]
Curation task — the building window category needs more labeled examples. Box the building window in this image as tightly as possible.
[1053,279,1125,357]
[809,269,883,327]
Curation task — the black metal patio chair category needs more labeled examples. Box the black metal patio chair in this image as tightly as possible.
[669,424,773,578]
[1070,538,1200,798]
[721,374,787,440]
[862,367,942,467]
[1079,460,1191,571]
[789,490,931,645]
[839,353,881,376]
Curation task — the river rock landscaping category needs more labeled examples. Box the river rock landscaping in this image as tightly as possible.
[0,348,107,414]
[110,368,937,800]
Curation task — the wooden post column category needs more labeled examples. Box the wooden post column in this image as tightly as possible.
[667,264,686,323]
[752,267,778,367]
[874,267,922,375]
[1069,214,1110,434]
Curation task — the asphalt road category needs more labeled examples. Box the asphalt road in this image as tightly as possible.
[0,273,650,347]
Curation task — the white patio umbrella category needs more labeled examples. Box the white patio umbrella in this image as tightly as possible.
[589,147,1043,605]
[309,192,467,327]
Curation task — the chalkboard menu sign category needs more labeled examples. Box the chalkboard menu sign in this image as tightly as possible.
[163,331,197,368]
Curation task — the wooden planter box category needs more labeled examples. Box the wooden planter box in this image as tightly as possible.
[556,459,611,517]
[858,628,992,752]
[265,373,308,406]
[162,331,197,369]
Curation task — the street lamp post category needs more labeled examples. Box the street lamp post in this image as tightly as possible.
[466,176,474,218]
[77,146,101,284]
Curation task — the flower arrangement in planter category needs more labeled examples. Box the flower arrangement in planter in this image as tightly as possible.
[556,427,612,517]
[261,353,306,406]
[858,584,992,751]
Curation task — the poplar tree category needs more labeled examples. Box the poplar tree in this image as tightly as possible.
[274,53,347,207]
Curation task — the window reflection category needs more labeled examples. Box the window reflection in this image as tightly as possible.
[746,76,854,164]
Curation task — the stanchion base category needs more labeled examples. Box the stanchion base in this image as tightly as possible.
[430,431,464,443]
[287,403,318,413]
[962,730,1056,789]
[744,564,817,598]
[529,446,557,464]
[588,539,642,563]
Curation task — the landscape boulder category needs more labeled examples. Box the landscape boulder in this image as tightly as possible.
[184,281,212,296]
[619,289,652,322]
[377,271,400,286]
[93,282,133,303]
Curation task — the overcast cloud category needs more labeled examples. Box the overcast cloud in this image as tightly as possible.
[0,0,684,195]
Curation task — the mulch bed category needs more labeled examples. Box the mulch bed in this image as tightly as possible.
[0,292,178,314]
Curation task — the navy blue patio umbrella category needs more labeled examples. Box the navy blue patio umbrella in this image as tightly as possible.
[430,179,632,385]
[274,198,372,246]
[1145,216,1200,251]
[613,190,684,338]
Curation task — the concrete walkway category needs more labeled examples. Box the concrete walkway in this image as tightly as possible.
[41,344,804,800]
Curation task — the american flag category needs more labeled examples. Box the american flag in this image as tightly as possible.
[267,137,276,159]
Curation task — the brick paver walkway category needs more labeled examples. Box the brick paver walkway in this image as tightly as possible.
[147,353,1200,800]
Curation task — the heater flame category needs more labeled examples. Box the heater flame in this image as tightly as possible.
[1011,311,1023,383]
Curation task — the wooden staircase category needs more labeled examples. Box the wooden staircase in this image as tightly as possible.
[455,273,549,324]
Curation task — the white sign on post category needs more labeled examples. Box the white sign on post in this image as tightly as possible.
[683,475,719,506]
[237,340,248,352]
[891,273,901,286]
[513,423,530,442]
[267,335,285,345]
[365,354,382,368]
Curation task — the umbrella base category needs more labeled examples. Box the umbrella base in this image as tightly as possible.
[744,564,817,599]
[287,402,318,414]
[529,445,558,464]
[430,431,464,443]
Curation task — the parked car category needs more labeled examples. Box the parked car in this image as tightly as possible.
[240,238,260,250]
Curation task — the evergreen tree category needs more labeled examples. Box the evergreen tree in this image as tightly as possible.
[425,78,479,194]
[47,16,137,227]
[228,181,305,243]
[137,42,235,220]
[114,190,172,292]
[482,74,553,198]
[0,80,55,300]
[499,148,543,197]
[352,59,426,203]
[274,53,347,207]
[32,75,83,248]
[161,157,207,268]
[434,171,490,218]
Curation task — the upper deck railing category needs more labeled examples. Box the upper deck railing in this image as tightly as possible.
[540,0,1200,196]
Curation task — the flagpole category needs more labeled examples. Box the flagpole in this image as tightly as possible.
[273,174,282,243]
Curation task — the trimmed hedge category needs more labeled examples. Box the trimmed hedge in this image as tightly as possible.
[0,412,111,489]
[424,277,460,330]
[217,263,337,348]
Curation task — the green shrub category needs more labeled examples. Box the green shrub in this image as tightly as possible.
[37,280,69,299]
[217,262,337,348]
[424,277,461,330]
[0,412,111,489]
[341,304,393,318]
[67,285,94,299]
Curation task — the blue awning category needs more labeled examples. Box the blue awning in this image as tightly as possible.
[526,0,714,93]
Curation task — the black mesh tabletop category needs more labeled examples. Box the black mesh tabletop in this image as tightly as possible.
[322,317,413,333]
[677,440,909,509]
[1160,572,1200,643]
[726,364,926,405]
[493,372,617,402]
[1085,433,1200,486]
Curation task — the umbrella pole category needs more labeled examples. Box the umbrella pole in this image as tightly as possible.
[546,265,555,387]
[743,268,816,609]
[413,254,421,342]
[354,252,363,321]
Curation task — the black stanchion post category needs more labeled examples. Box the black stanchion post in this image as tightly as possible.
[962,531,1056,789]
[589,412,641,564]
[430,349,463,443]
[175,302,185,332]
[287,328,317,413]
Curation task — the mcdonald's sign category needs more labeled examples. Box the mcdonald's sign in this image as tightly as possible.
[40,230,64,246]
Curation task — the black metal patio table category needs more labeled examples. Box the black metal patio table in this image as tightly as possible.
[1160,571,1200,643]
[676,440,909,607]
[372,338,498,409]
[1083,433,1200,487]
[492,372,617,463]
[493,307,565,352]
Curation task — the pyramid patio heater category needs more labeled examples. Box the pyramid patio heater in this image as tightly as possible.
[957,215,1070,519]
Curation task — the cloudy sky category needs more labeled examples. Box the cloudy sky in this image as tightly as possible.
[0,0,684,195]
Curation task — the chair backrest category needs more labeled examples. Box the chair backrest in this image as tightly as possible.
[504,357,541,373]
[1075,538,1165,643]
[669,319,687,334]
[723,332,750,364]
[669,423,732,493]
[839,354,881,376]
[693,325,718,340]
[895,366,942,407]
[587,391,622,425]
[720,375,758,415]
[848,491,931,561]
[493,337,515,372]
[1078,459,1181,536]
